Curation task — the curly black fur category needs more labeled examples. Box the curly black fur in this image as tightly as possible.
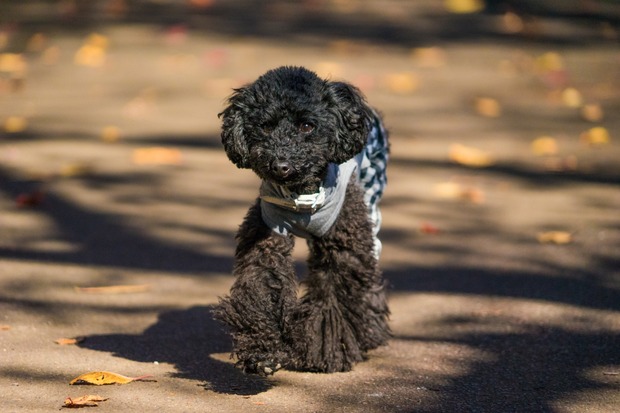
[215,66,390,375]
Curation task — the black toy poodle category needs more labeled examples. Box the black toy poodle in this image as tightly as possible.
[215,66,390,375]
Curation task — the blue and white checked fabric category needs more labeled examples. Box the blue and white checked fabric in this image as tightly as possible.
[355,112,389,258]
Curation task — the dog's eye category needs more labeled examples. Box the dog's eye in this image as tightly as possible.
[261,124,274,134]
[298,122,315,134]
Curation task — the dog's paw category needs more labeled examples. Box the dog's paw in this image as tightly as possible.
[235,359,283,376]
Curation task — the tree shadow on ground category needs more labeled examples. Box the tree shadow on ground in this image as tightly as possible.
[78,305,273,395]
[399,325,620,412]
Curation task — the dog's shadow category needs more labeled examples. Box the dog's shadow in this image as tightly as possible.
[78,305,272,395]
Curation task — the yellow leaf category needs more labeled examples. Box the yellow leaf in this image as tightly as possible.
[4,116,28,133]
[384,72,419,94]
[132,147,183,165]
[70,371,152,385]
[55,337,85,345]
[474,97,501,118]
[449,143,494,168]
[0,53,28,74]
[536,52,564,72]
[561,87,582,108]
[75,285,151,294]
[60,163,93,178]
[411,47,447,68]
[531,136,558,156]
[580,126,610,146]
[537,231,572,244]
[64,395,108,408]
[313,61,343,79]
[101,125,121,142]
[445,0,484,14]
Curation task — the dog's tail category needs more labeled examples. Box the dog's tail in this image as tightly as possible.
[355,110,389,259]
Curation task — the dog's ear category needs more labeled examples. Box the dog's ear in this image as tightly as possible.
[219,88,251,169]
[327,81,373,164]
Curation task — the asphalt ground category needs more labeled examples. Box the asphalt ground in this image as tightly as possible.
[1,2,619,412]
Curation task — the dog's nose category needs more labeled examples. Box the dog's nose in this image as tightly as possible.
[271,161,292,178]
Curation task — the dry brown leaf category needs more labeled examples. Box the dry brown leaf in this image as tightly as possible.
[580,126,610,146]
[0,325,11,331]
[63,394,108,408]
[537,231,572,244]
[55,337,85,345]
[531,136,558,156]
[75,285,151,294]
[70,371,153,386]
[449,144,495,168]
[132,147,183,165]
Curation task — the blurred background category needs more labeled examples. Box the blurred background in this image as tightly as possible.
[1,1,620,412]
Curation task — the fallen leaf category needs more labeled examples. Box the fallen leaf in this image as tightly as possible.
[4,116,28,133]
[561,87,582,108]
[531,136,558,156]
[74,34,109,68]
[26,33,48,53]
[411,47,446,68]
[449,144,494,168]
[101,126,121,142]
[60,163,93,178]
[544,155,578,172]
[132,147,183,165]
[63,395,108,408]
[501,11,524,34]
[444,0,484,14]
[313,61,343,79]
[0,325,10,331]
[75,285,151,294]
[420,222,440,234]
[537,231,572,244]
[433,181,485,204]
[581,103,604,122]
[70,371,153,386]
[55,337,85,345]
[0,53,28,75]
[384,72,419,94]
[474,97,501,118]
[16,190,45,208]
[580,126,610,146]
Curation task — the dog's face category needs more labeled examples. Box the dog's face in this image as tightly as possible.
[219,66,372,193]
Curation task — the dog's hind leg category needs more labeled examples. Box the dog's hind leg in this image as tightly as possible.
[215,200,297,375]
[292,182,390,373]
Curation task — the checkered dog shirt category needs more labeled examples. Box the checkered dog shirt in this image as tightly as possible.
[260,112,388,258]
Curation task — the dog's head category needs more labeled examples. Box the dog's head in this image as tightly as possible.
[219,66,373,192]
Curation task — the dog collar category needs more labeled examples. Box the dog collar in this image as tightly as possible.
[261,186,326,214]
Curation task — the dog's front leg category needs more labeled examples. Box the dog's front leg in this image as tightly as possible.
[215,200,297,375]
[292,182,390,373]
